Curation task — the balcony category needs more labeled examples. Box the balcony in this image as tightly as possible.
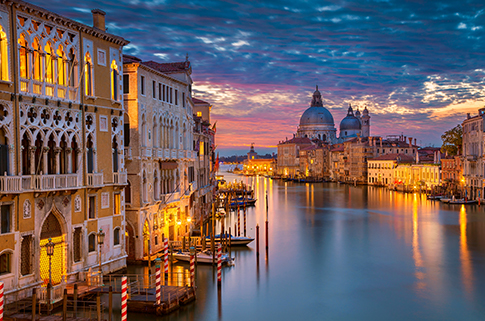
[164,149,170,159]
[22,173,79,191]
[124,147,132,161]
[157,149,164,159]
[113,170,128,185]
[142,147,152,158]
[171,150,177,159]
[87,173,104,187]
[0,176,22,193]
[178,150,184,158]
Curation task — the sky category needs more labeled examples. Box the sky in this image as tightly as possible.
[30,0,485,156]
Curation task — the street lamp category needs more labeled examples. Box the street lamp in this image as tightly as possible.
[46,238,55,286]
[97,228,105,273]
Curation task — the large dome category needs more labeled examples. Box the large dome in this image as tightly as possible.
[340,105,361,131]
[299,86,335,126]
[300,106,335,126]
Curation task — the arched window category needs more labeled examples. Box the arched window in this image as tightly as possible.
[57,45,67,86]
[34,133,43,174]
[112,137,118,173]
[154,170,159,200]
[68,48,76,87]
[0,28,8,81]
[114,227,120,246]
[111,60,118,100]
[59,135,68,174]
[87,135,94,173]
[71,137,79,174]
[142,171,148,203]
[152,119,158,148]
[47,134,56,174]
[0,127,8,176]
[18,34,29,79]
[0,251,11,275]
[84,52,93,96]
[44,43,55,84]
[88,233,96,252]
[21,133,31,175]
[32,38,42,81]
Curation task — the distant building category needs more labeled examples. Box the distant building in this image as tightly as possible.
[368,154,413,187]
[277,137,313,177]
[462,109,485,200]
[243,144,276,175]
[441,156,463,195]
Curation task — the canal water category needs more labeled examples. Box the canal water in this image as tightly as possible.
[126,169,485,320]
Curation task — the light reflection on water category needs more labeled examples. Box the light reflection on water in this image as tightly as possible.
[111,170,485,320]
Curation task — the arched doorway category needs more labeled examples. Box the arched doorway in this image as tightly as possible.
[40,212,66,285]
[125,223,135,261]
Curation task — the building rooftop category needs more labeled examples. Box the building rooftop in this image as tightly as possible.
[369,153,414,162]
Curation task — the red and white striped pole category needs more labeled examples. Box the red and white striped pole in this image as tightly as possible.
[244,208,247,237]
[164,238,169,278]
[155,258,161,305]
[190,247,195,287]
[121,276,127,321]
[217,244,222,285]
[0,281,4,321]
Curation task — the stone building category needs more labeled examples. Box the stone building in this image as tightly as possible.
[123,55,198,260]
[462,109,484,200]
[276,137,313,177]
[299,145,330,180]
[0,2,128,299]
[192,97,215,230]
[368,154,413,187]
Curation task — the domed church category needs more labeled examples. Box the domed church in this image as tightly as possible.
[296,86,370,143]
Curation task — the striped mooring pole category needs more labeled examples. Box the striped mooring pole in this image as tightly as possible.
[217,244,222,285]
[244,208,247,237]
[190,247,195,287]
[0,281,4,321]
[155,258,161,305]
[164,238,169,277]
[121,276,127,321]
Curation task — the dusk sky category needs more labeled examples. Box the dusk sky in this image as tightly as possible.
[31,0,485,156]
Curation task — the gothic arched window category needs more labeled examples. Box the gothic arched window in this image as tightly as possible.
[84,52,93,96]
[0,27,8,81]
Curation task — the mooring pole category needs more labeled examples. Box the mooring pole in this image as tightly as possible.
[256,224,260,259]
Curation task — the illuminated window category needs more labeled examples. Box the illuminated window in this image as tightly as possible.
[32,38,42,81]
[18,34,28,79]
[111,60,119,100]
[199,140,204,155]
[114,227,120,246]
[0,28,8,81]
[57,45,67,86]
[44,42,55,83]
[84,52,93,96]
[114,193,121,215]
[197,111,202,117]
[88,233,96,252]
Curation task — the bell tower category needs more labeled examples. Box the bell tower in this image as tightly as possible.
[362,107,370,137]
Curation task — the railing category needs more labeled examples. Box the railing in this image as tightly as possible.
[165,149,170,158]
[45,83,54,97]
[21,173,79,191]
[113,171,128,185]
[178,150,184,158]
[38,281,66,304]
[0,176,22,193]
[142,147,152,158]
[87,173,103,187]
[124,146,132,160]
[171,150,177,159]
[157,149,164,159]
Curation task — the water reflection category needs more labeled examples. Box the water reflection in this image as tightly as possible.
[459,205,474,297]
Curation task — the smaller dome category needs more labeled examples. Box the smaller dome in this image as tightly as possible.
[340,104,361,131]
[355,109,361,117]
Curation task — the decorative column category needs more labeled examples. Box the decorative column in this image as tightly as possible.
[54,147,62,174]
[42,146,49,174]
[29,146,36,175]
[66,148,72,174]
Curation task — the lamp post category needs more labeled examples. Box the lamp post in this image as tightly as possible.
[97,229,105,274]
[46,238,55,285]
[45,237,55,315]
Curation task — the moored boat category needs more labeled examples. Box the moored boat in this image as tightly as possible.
[448,199,478,205]
[440,198,451,203]
[208,234,254,246]
[172,250,235,265]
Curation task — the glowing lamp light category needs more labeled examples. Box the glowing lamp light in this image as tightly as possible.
[187,216,192,223]
[177,219,182,225]
[97,228,105,245]
[46,238,55,256]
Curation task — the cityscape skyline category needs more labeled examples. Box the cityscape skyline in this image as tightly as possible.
[29,0,485,156]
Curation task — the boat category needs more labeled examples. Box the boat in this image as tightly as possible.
[448,199,478,205]
[427,195,445,200]
[208,234,254,246]
[440,198,451,203]
[172,250,235,265]
[230,198,257,207]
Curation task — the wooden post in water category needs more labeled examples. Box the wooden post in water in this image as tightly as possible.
[31,288,36,321]
[74,283,78,316]
[97,292,101,321]
[256,224,260,259]
[202,234,206,251]
[229,227,232,257]
[266,191,269,254]
[109,286,113,321]
[62,288,68,321]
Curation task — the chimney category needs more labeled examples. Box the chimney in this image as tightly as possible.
[379,137,383,148]
[408,137,412,148]
[414,138,417,146]
[92,9,106,31]
[433,151,437,164]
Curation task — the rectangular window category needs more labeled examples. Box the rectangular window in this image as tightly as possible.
[152,81,156,98]
[158,83,162,100]
[73,228,82,262]
[88,196,96,219]
[20,235,32,276]
[175,89,178,105]
[0,252,11,275]
[114,193,121,215]
[170,88,173,104]
[140,76,145,95]
[183,93,185,107]
[1,204,11,234]
[197,111,202,117]
[163,85,166,101]
[123,75,129,94]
